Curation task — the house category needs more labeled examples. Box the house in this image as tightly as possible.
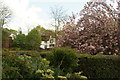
[2,35,13,48]
[2,27,17,49]
[40,36,55,49]
[9,34,16,40]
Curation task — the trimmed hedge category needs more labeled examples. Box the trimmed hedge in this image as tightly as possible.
[76,54,120,79]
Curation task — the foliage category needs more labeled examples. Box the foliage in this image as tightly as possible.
[47,47,78,73]
[26,27,41,50]
[2,53,33,78]
[57,2,120,55]
[15,48,21,51]
[2,28,16,42]
[52,67,65,78]
[2,28,17,49]
[36,25,55,41]
[35,58,54,78]
[3,28,17,35]
[2,52,54,78]
[42,29,55,41]
[66,72,87,80]
[12,33,26,50]
[3,48,9,51]
[77,54,120,79]
[2,51,88,79]
[12,26,42,50]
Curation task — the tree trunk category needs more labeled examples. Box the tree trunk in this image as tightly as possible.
[118,1,120,54]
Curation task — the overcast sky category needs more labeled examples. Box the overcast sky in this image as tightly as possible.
[1,0,88,34]
[2,0,118,34]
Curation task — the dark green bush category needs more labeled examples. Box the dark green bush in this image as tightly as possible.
[76,54,120,79]
[47,47,78,73]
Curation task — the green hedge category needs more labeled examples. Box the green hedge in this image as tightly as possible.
[76,54,120,79]
[47,47,78,73]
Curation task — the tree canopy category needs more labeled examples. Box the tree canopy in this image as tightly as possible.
[12,33,26,49]
[57,1,120,55]
[26,27,41,50]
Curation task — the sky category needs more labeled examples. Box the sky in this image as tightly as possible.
[2,0,118,34]
[2,0,88,34]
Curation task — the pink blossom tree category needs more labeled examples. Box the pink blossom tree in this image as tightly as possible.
[57,1,120,55]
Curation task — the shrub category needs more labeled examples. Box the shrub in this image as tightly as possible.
[12,33,27,50]
[2,52,53,78]
[35,69,54,78]
[34,58,55,79]
[77,54,120,79]
[26,28,41,50]
[47,47,78,73]
[3,48,9,51]
[66,72,87,80]
[2,53,34,78]
[15,48,21,51]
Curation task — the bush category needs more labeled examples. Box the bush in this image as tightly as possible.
[47,47,78,73]
[3,48,9,51]
[2,51,88,79]
[26,28,41,50]
[76,54,120,79]
[2,52,53,78]
[34,58,55,79]
[66,72,87,80]
[12,33,27,50]
[2,53,34,78]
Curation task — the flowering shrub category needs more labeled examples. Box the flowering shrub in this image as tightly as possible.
[66,72,87,80]
[2,52,87,79]
[34,58,54,78]
[2,52,53,78]
[35,69,54,78]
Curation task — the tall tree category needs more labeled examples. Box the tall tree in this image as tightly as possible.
[0,1,12,28]
[26,27,41,50]
[50,5,67,39]
[12,33,26,49]
[57,1,120,55]
[35,25,54,41]
[117,1,120,55]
